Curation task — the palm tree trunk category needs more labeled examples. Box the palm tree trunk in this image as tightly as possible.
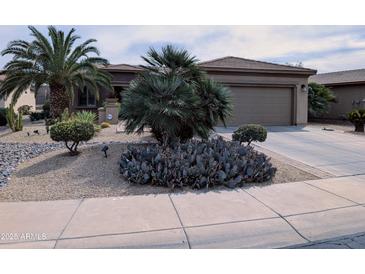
[49,83,71,118]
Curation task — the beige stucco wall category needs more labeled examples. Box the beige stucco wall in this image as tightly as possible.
[322,84,365,119]
[1,87,36,112]
[205,71,309,125]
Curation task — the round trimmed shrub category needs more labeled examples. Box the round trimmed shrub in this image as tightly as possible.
[232,124,267,146]
[100,122,111,128]
[50,120,94,155]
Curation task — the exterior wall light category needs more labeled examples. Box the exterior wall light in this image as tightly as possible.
[301,84,307,92]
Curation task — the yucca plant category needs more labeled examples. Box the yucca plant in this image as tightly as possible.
[73,111,97,124]
[347,109,365,132]
[0,26,112,118]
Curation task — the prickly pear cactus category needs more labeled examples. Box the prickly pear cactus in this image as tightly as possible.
[119,137,276,189]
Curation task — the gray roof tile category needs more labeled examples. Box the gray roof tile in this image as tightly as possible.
[105,64,143,71]
[199,56,316,73]
[309,69,365,85]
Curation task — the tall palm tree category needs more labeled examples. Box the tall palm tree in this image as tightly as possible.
[0,26,112,118]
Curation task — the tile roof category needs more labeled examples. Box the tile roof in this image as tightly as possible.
[309,69,365,85]
[104,64,143,72]
[199,56,316,74]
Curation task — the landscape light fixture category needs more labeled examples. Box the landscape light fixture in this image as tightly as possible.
[101,145,109,158]
[301,84,307,92]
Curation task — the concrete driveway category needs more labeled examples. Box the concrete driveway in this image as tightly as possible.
[216,126,365,177]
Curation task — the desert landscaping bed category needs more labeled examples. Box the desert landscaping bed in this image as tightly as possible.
[0,142,319,202]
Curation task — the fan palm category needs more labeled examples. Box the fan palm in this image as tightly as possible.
[0,26,112,118]
[131,45,232,142]
[120,72,204,145]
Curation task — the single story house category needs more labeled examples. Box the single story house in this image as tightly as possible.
[0,74,36,112]
[309,69,365,119]
[37,56,317,126]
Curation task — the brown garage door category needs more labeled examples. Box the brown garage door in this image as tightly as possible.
[227,86,293,126]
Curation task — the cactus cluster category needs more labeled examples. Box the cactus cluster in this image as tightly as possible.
[119,137,276,189]
[6,104,23,132]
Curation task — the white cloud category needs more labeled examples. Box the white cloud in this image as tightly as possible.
[304,49,365,72]
[1,26,365,73]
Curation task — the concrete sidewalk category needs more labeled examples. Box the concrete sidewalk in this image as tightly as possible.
[1,174,365,249]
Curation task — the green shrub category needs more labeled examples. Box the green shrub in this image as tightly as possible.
[17,105,32,115]
[6,105,23,132]
[120,137,276,189]
[74,111,97,124]
[50,120,95,155]
[0,108,7,126]
[308,82,336,118]
[232,124,267,146]
[30,111,45,121]
[59,108,71,122]
[347,109,365,132]
[119,45,232,146]
[42,101,50,118]
[100,122,111,128]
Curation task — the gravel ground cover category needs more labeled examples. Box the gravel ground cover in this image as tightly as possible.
[0,142,62,187]
[0,123,154,144]
[0,143,319,202]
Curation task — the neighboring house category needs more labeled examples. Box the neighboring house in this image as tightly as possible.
[36,56,316,126]
[0,74,36,112]
[309,69,365,119]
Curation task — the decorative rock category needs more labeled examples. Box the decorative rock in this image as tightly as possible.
[0,142,63,187]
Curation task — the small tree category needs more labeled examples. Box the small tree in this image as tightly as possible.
[347,109,365,133]
[50,120,94,155]
[308,82,336,118]
[232,124,267,146]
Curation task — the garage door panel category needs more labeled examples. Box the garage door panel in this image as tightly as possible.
[227,86,293,126]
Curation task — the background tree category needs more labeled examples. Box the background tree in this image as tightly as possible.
[308,82,336,118]
[120,45,232,144]
[0,26,112,118]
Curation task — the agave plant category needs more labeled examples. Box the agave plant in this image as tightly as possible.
[119,137,276,189]
[0,26,112,118]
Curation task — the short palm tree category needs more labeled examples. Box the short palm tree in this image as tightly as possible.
[120,72,204,145]
[124,45,232,143]
[0,26,112,118]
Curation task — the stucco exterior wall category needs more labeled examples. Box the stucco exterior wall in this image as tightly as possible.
[1,88,36,112]
[322,84,365,119]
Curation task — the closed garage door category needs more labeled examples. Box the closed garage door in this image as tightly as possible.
[227,86,293,126]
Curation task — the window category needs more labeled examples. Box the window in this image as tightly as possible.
[78,86,96,107]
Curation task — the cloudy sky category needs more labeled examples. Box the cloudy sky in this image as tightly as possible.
[1,25,365,73]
